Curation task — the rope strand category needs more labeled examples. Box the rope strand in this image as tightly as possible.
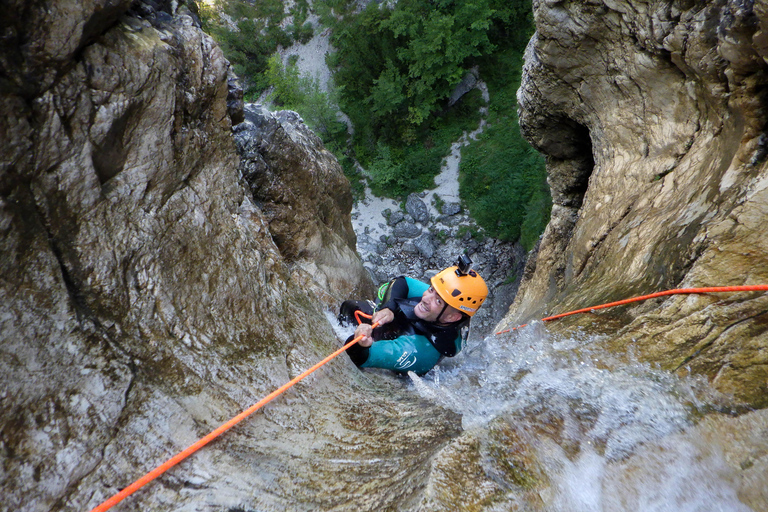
[495,285,768,334]
[90,317,377,512]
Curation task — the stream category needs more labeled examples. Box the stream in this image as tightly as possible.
[406,322,752,511]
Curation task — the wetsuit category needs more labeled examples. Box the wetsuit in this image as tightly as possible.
[338,276,466,376]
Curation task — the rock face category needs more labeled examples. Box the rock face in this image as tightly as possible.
[0,1,422,511]
[235,104,374,308]
[507,0,768,407]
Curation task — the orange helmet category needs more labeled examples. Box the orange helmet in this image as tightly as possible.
[430,265,488,317]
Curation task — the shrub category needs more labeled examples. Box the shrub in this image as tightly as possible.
[199,0,310,97]
[459,49,550,245]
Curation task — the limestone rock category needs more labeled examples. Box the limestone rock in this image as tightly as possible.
[406,192,430,223]
[413,233,436,259]
[440,201,462,216]
[447,67,479,107]
[234,104,374,307]
[507,0,768,407]
[387,209,405,226]
[393,220,423,238]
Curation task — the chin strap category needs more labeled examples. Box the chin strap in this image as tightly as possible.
[435,302,450,324]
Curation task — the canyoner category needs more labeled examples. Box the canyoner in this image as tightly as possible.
[337,254,489,375]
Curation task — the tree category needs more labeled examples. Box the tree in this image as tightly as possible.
[329,0,508,138]
[384,0,497,124]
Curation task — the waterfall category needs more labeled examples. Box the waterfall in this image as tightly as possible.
[409,323,752,511]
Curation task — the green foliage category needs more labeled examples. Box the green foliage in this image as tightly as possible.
[459,50,551,247]
[289,21,315,44]
[265,54,302,106]
[457,225,484,241]
[326,0,531,139]
[338,153,366,201]
[319,0,539,203]
[265,56,348,148]
[365,137,453,199]
[432,194,445,214]
[198,0,311,97]
[382,0,497,125]
[520,176,552,250]
[367,143,407,197]
[287,0,314,45]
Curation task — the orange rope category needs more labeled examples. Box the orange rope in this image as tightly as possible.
[90,315,378,512]
[495,285,768,334]
[355,310,373,323]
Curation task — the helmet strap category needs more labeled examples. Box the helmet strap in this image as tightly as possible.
[435,303,450,325]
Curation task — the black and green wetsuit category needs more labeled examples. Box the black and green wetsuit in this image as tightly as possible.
[339,276,466,376]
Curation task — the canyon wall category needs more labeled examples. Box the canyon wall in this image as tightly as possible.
[0,1,422,510]
[508,0,768,407]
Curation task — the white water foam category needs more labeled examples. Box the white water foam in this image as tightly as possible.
[409,322,750,511]
[324,310,356,343]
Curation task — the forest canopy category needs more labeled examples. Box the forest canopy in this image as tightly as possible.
[200,0,550,249]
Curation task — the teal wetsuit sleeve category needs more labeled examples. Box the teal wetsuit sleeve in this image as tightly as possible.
[360,333,442,376]
[378,276,428,312]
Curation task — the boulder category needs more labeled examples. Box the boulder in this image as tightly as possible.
[441,201,462,216]
[413,233,436,259]
[406,193,430,223]
[393,220,422,239]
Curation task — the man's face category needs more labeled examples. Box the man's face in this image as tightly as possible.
[415,285,455,323]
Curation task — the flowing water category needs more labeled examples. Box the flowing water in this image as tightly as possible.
[407,322,753,511]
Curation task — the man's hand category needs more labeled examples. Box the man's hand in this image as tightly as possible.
[354,308,393,347]
[372,308,394,326]
[354,323,374,347]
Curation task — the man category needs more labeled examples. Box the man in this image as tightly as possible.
[338,255,488,375]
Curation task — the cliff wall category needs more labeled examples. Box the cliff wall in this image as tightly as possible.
[508,0,768,407]
[0,1,417,510]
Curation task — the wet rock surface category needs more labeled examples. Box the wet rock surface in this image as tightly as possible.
[0,1,454,510]
[508,0,768,408]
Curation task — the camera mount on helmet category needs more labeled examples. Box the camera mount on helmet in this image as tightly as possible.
[456,254,472,276]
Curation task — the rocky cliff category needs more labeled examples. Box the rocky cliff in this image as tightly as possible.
[409,4,768,509]
[234,104,373,308]
[508,0,768,408]
[0,1,451,511]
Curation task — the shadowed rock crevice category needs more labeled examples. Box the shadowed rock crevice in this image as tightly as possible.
[91,103,135,185]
